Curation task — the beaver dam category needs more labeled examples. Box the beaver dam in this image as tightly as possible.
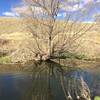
[0,60,99,100]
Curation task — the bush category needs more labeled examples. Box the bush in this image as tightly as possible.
[0,56,12,64]
[94,96,100,100]
[62,52,87,60]
[74,53,86,60]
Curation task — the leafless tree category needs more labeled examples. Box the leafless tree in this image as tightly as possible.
[95,13,100,22]
[14,0,95,61]
[92,13,100,37]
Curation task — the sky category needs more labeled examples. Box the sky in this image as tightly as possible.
[0,0,100,22]
[0,0,21,16]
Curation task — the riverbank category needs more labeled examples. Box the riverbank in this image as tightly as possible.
[0,59,100,73]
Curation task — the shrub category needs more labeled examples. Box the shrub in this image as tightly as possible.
[94,96,100,100]
[0,56,12,64]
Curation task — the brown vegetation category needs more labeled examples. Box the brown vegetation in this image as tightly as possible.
[12,0,97,61]
[0,17,100,63]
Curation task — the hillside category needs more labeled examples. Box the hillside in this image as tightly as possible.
[0,17,29,34]
[0,17,100,62]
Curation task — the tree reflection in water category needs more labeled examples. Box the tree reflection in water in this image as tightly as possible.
[31,61,91,100]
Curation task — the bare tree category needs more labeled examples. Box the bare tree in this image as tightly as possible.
[14,0,95,61]
[94,12,100,21]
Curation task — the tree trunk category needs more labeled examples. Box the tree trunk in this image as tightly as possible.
[48,36,52,58]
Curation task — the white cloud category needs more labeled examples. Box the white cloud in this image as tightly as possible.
[64,0,80,3]
[61,3,82,11]
[84,0,94,4]
[2,12,19,17]
[96,0,100,3]
[12,5,44,16]
[12,6,31,15]
[57,13,62,17]
[57,12,67,18]
[60,0,95,12]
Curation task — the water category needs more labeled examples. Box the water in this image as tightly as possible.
[0,61,100,100]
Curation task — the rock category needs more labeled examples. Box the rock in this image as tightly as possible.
[68,95,72,100]
[42,54,49,61]
[76,96,80,100]
[34,53,42,61]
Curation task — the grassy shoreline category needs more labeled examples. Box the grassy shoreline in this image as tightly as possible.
[0,58,100,73]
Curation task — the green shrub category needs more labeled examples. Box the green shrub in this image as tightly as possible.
[0,56,12,64]
[94,96,100,100]
[62,52,87,60]
[74,54,86,60]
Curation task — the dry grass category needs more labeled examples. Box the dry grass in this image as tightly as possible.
[0,17,29,34]
[0,17,100,62]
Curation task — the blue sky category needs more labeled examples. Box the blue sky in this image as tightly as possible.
[0,0,100,22]
[0,0,21,16]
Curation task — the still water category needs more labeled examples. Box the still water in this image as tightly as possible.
[0,61,100,100]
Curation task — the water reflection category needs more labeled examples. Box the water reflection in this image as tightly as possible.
[0,61,99,100]
[0,74,32,100]
[31,61,91,100]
